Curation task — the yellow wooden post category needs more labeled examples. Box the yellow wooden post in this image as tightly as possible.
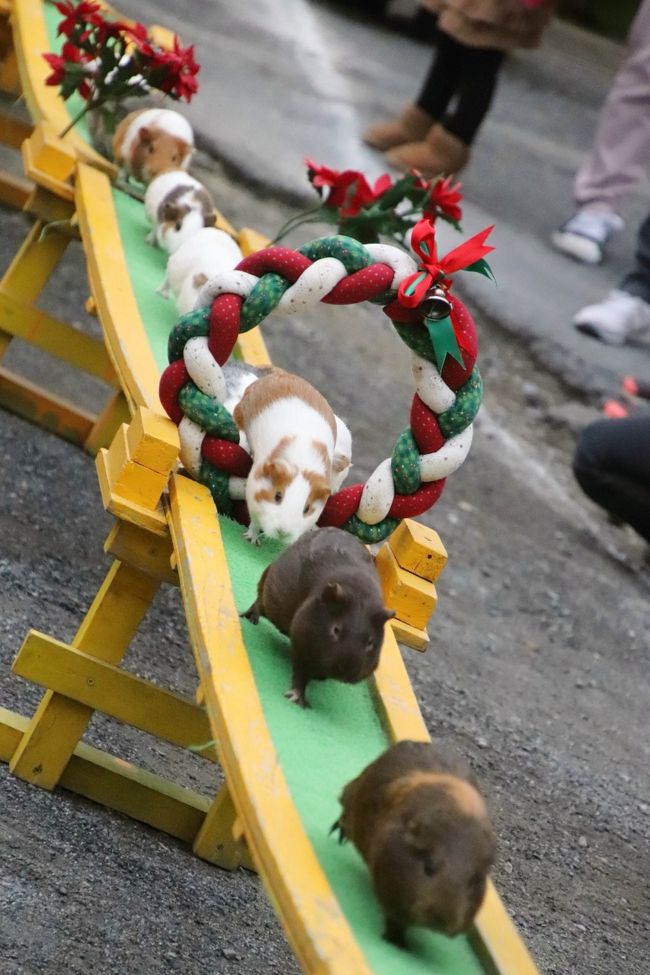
[9,559,161,788]
[375,519,449,651]
[193,783,253,870]
[84,389,132,456]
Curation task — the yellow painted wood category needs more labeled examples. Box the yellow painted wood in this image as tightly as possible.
[23,183,75,223]
[10,560,160,789]
[390,618,429,652]
[96,447,169,536]
[125,407,180,475]
[84,389,131,456]
[388,518,448,582]
[0,168,32,209]
[11,0,115,176]
[13,632,217,762]
[375,542,438,629]
[238,227,270,255]
[104,520,177,586]
[0,43,20,95]
[0,707,210,844]
[22,121,76,183]
[105,423,169,510]
[0,365,96,445]
[21,131,75,201]
[76,163,162,411]
[236,327,273,368]
[193,782,252,869]
[0,290,119,384]
[0,112,32,148]
[167,472,372,975]
[213,208,237,239]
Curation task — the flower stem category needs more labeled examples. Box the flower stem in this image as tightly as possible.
[271,205,327,244]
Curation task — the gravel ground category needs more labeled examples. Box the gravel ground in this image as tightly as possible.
[0,156,649,975]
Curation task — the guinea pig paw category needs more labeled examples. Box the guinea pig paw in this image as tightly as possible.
[244,524,263,545]
[328,819,347,844]
[284,688,309,708]
[383,919,407,949]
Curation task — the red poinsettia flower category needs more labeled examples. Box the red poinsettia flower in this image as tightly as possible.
[424,175,463,223]
[148,38,200,101]
[305,160,393,217]
[55,0,103,37]
[43,41,93,97]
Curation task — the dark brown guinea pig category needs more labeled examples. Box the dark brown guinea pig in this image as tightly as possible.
[333,740,496,948]
[241,527,395,708]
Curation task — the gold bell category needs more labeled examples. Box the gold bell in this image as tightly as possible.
[420,285,452,321]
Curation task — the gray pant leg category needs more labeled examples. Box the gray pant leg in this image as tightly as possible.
[574,0,650,212]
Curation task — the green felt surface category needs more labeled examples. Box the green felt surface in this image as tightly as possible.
[219,516,485,975]
[46,7,489,969]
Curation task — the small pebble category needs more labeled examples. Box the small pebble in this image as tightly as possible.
[578,835,588,848]
[476,736,488,749]
[222,948,238,960]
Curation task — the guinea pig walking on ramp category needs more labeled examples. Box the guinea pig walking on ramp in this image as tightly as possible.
[332,740,496,948]
[144,170,216,253]
[112,108,194,183]
[160,226,244,315]
[241,527,395,707]
[233,369,352,545]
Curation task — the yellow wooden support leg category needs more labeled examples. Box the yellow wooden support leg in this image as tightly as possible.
[193,783,255,870]
[0,218,71,366]
[375,519,449,651]
[84,389,132,456]
[9,559,161,789]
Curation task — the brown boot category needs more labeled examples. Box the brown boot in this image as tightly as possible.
[386,124,470,177]
[362,104,433,152]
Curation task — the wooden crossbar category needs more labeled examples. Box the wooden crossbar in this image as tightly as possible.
[13,632,217,762]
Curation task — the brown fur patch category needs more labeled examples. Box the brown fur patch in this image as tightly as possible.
[233,369,336,439]
[157,184,196,222]
[302,468,331,508]
[386,772,487,821]
[192,272,208,289]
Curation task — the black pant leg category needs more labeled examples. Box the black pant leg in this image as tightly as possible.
[573,415,650,543]
[621,210,650,304]
[416,31,465,120]
[443,46,506,146]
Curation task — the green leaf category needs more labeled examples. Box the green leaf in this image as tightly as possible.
[465,258,496,283]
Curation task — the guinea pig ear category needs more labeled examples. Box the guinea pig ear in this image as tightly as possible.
[321,581,346,604]
[138,125,153,144]
[203,211,217,228]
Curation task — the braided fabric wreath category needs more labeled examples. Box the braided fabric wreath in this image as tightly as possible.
[159,230,484,544]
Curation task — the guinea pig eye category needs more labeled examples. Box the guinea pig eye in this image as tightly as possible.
[303,502,312,516]
[148,143,155,154]
[174,221,182,232]
[330,623,341,640]
[423,856,438,878]
[274,490,283,504]
[172,154,179,164]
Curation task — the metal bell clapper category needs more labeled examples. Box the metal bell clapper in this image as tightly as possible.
[420,285,452,321]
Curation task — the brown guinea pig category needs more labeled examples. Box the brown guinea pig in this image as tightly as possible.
[333,740,496,947]
[112,108,194,184]
[241,527,395,707]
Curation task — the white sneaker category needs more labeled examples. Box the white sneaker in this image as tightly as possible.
[573,289,650,345]
[552,208,624,265]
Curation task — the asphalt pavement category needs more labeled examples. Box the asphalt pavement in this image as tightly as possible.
[115,0,650,399]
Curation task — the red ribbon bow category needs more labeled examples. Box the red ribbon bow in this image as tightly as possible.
[398,219,495,309]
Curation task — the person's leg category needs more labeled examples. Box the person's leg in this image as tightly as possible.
[573,415,650,543]
[442,46,506,146]
[620,211,650,302]
[553,0,650,264]
[573,209,650,344]
[415,31,465,121]
[574,0,650,213]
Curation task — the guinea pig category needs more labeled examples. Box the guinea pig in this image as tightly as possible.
[241,526,395,706]
[160,226,243,314]
[112,108,194,183]
[144,170,216,253]
[233,368,342,546]
[333,740,496,947]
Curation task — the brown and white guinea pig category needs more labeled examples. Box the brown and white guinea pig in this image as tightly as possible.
[160,226,243,315]
[144,170,216,253]
[233,368,351,546]
[112,108,194,184]
[333,740,496,948]
[241,526,395,706]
